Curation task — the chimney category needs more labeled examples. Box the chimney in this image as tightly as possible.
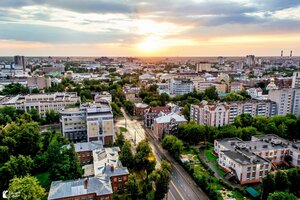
[290,50,293,57]
[84,178,88,189]
[110,165,114,172]
[281,50,283,57]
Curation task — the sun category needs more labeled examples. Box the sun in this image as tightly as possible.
[137,37,163,53]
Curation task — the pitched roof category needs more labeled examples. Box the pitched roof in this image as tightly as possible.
[155,112,187,124]
[48,177,112,200]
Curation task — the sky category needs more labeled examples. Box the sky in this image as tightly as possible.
[0,0,300,56]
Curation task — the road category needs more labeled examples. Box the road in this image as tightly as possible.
[115,109,209,200]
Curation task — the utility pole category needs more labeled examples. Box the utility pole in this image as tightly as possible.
[134,131,137,146]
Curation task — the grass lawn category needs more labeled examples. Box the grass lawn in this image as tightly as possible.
[205,147,226,176]
[204,147,217,162]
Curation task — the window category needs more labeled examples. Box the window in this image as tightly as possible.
[265,164,269,169]
[260,165,263,170]
[252,172,256,178]
[246,173,250,179]
[252,166,256,171]
[259,171,263,177]
[247,167,251,172]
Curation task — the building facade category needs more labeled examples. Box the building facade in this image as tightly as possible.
[292,71,300,89]
[190,100,276,126]
[169,78,194,96]
[268,88,300,116]
[144,106,172,128]
[0,92,80,115]
[60,102,114,145]
[214,134,300,184]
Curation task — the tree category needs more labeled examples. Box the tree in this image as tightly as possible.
[0,155,34,196]
[119,141,134,168]
[114,132,125,148]
[287,168,300,194]
[274,171,289,191]
[267,192,297,200]
[110,102,122,117]
[262,173,275,200]
[127,173,139,200]
[49,143,83,181]
[1,83,30,95]
[124,100,134,115]
[234,113,253,127]
[7,175,45,200]
[161,135,184,158]
[28,109,40,122]
[204,86,218,100]
[152,161,172,200]
[45,110,60,124]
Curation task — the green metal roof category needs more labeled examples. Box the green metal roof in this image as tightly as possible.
[246,187,260,198]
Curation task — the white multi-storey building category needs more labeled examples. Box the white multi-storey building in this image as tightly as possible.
[214,134,300,184]
[268,88,300,116]
[191,100,276,126]
[169,78,194,96]
[60,102,114,145]
[292,71,300,89]
[0,92,79,115]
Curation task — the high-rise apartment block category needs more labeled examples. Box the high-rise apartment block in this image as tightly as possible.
[246,55,255,66]
[14,55,25,71]
[292,71,300,89]
[169,78,194,96]
[60,102,114,145]
[268,88,300,116]
[190,100,276,126]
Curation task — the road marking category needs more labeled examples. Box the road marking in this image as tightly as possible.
[170,181,184,200]
[169,190,176,200]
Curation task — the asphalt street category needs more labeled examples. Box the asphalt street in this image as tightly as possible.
[115,109,209,200]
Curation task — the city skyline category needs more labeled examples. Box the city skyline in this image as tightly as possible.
[0,0,300,56]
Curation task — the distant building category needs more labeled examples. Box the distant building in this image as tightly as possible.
[196,62,212,72]
[94,92,112,103]
[246,55,255,66]
[230,82,244,93]
[268,88,300,116]
[71,141,103,165]
[218,57,225,65]
[0,92,79,115]
[169,78,194,96]
[14,55,25,71]
[60,102,114,145]
[266,78,278,91]
[153,112,187,139]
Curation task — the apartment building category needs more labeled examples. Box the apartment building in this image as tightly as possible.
[190,100,276,126]
[214,134,300,184]
[230,82,244,93]
[169,78,194,96]
[0,92,79,115]
[60,102,114,145]
[292,71,300,89]
[153,112,187,139]
[144,106,172,128]
[268,88,300,116]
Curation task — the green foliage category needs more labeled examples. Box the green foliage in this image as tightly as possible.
[267,192,298,200]
[126,173,139,200]
[7,175,45,200]
[223,93,244,101]
[48,142,83,181]
[0,155,34,195]
[134,139,156,175]
[124,100,134,115]
[110,102,122,117]
[1,83,30,95]
[119,141,134,168]
[262,168,300,200]
[161,135,184,158]
[204,86,219,101]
